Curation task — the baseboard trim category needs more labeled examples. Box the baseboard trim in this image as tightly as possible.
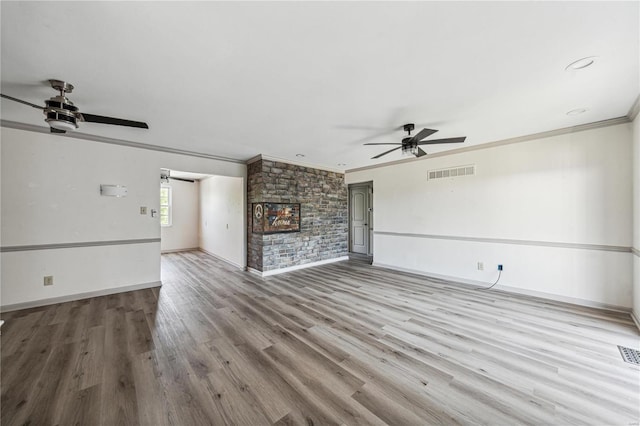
[198,248,245,270]
[247,267,263,277]
[371,262,630,313]
[250,256,350,277]
[0,281,162,313]
[492,284,630,313]
[372,262,489,287]
[161,247,200,254]
[631,311,640,332]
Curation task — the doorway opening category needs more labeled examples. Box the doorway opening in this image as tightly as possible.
[159,168,245,268]
[348,181,373,263]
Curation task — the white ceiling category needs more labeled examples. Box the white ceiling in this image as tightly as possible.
[1,2,638,171]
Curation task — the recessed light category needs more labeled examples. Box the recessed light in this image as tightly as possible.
[296,154,305,158]
[566,108,587,116]
[565,56,597,71]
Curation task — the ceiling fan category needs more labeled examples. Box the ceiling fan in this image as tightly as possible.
[0,79,149,134]
[160,169,195,183]
[365,123,466,159]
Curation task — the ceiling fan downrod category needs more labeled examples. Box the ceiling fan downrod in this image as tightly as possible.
[403,123,415,136]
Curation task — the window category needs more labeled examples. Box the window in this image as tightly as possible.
[160,185,171,226]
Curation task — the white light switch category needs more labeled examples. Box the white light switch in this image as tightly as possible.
[140,206,147,215]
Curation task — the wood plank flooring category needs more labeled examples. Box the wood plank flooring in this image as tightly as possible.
[2,250,639,425]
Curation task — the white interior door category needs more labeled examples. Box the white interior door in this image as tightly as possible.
[367,184,373,256]
[350,185,369,254]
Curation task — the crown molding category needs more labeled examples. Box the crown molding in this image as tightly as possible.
[627,94,640,121]
[246,154,263,165]
[247,154,344,174]
[1,120,245,164]
[346,116,631,174]
[5,113,633,175]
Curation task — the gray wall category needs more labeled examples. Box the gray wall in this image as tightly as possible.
[247,159,348,272]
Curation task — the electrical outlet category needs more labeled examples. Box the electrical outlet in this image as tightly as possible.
[477,262,484,271]
[44,275,53,286]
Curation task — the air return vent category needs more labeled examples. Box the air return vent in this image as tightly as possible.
[428,165,475,181]
[618,345,640,365]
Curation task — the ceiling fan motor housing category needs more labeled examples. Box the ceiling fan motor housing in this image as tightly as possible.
[44,96,79,129]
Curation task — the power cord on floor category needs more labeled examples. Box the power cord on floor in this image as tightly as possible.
[475,270,502,291]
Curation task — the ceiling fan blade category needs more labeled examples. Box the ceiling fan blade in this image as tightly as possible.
[80,113,149,129]
[417,136,466,145]
[1,93,44,110]
[363,143,402,146]
[372,146,402,159]
[410,128,438,142]
[169,177,195,183]
[416,147,427,157]
[50,127,66,134]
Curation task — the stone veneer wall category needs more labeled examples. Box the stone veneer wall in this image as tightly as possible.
[247,160,264,271]
[247,159,348,272]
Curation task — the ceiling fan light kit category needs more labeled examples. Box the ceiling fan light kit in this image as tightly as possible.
[0,79,149,134]
[401,145,420,157]
[47,118,77,132]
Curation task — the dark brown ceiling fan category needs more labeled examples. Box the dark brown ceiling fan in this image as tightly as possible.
[0,79,149,134]
[160,169,195,183]
[365,123,466,159]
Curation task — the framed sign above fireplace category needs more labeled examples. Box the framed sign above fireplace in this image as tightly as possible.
[252,202,301,234]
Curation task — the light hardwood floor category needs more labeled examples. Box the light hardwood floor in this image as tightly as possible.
[1,250,639,425]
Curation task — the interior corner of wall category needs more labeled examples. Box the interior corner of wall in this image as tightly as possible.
[631,310,640,332]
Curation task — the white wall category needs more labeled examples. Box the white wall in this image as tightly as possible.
[160,179,200,252]
[199,175,244,268]
[347,123,633,309]
[632,116,640,322]
[0,127,245,309]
